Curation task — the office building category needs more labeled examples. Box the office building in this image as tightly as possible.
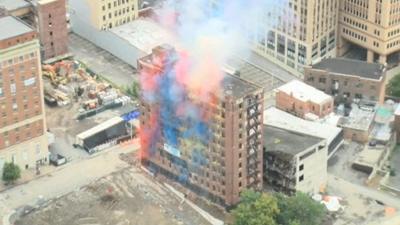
[69,0,139,30]
[0,0,69,60]
[304,58,387,104]
[275,80,334,119]
[263,125,327,195]
[338,0,400,64]
[0,16,48,173]
[246,0,339,77]
[138,45,264,206]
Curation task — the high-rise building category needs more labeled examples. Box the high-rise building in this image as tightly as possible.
[338,0,400,64]
[0,0,69,60]
[0,16,48,173]
[69,0,139,30]
[248,0,339,77]
[138,45,264,206]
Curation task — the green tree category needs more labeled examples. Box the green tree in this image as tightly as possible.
[232,190,280,225]
[2,162,21,184]
[275,192,326,225]
[387,73,400,97]
[125,81,140,99]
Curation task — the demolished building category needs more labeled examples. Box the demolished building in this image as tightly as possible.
[263,125,328,195]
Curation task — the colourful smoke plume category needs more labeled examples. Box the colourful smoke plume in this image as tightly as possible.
[138,0,290,179]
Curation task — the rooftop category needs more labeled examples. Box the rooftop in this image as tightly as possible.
[264,107,342,145]
[111,19,176,55]
[338,103,376,131]
[0,16,33,41]
[312,58,385,80]
[0,0,30,11]
[263,125,323,156]
[276,80,332,104]
[221,73,260,98]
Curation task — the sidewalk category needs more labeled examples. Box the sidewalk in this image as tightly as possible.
[0,143,139,225]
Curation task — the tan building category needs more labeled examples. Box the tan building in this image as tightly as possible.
[239,0,339,77]
[338,0,400,64]
[263,125,328,195]
[304,58,387,104]
[71,0,139,30]
[139,45,264,206]
[0,16,48,173]
[275,80,334,119]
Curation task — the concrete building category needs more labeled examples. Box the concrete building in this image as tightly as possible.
[275,80,334,119]
[264,107,344,159]
[69,0,139,31]
[139,45,264,207]
[238,0,339,77]
[338,102,376,143]
[263,125,327,195]
[304,58,387,104]
[0,0,69,60]
[338,0,400,65]
[0,16,48,173]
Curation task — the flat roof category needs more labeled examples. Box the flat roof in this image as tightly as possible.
[221,74,260,98]
[76,117,124,140]
[0,0,30,11]
[110,19,176,55]
[264,107,342,145]
[0,16,33,41]
[338,103,376,131]
[264,125,323,156]
[276,80,332,104]
[312,58,385,80]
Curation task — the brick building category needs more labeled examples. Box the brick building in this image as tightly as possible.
[138,45,264,207]
[0,16,48,173]
[304,58,386,104]
[0,0,69,60]
[275,80,334,119]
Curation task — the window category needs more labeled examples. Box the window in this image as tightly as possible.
[319,77,326,83]
[299,164,304,171]
[299,175,304,182]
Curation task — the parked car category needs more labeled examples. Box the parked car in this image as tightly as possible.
[49,154,67,166]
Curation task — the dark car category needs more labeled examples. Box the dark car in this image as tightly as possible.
[49,154,67,166]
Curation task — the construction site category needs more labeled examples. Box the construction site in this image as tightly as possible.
[12,165,217,225]
[42,57,138,160]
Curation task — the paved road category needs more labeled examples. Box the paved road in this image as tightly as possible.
[0,143,139,225]
[329,175,400,209]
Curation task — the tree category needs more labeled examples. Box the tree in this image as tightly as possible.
[387,73,400,97]
[275,192,326,225]
[2,162,21,184]
[232,190,280,225]
[125,81,140,99]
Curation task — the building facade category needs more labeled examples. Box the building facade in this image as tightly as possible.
[304,58,386,104]
[338,0,400,64]
[246,0,339,77]
[138,45,264,206]
[34,0,69,60]
[263,125,328,195]
[0,16,48,173]
[70,0,139,30]
[0,0,69,60]
[275,80,334,119]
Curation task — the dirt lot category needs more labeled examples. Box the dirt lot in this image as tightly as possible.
[328,141,369,185]
[14,167,211,225]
